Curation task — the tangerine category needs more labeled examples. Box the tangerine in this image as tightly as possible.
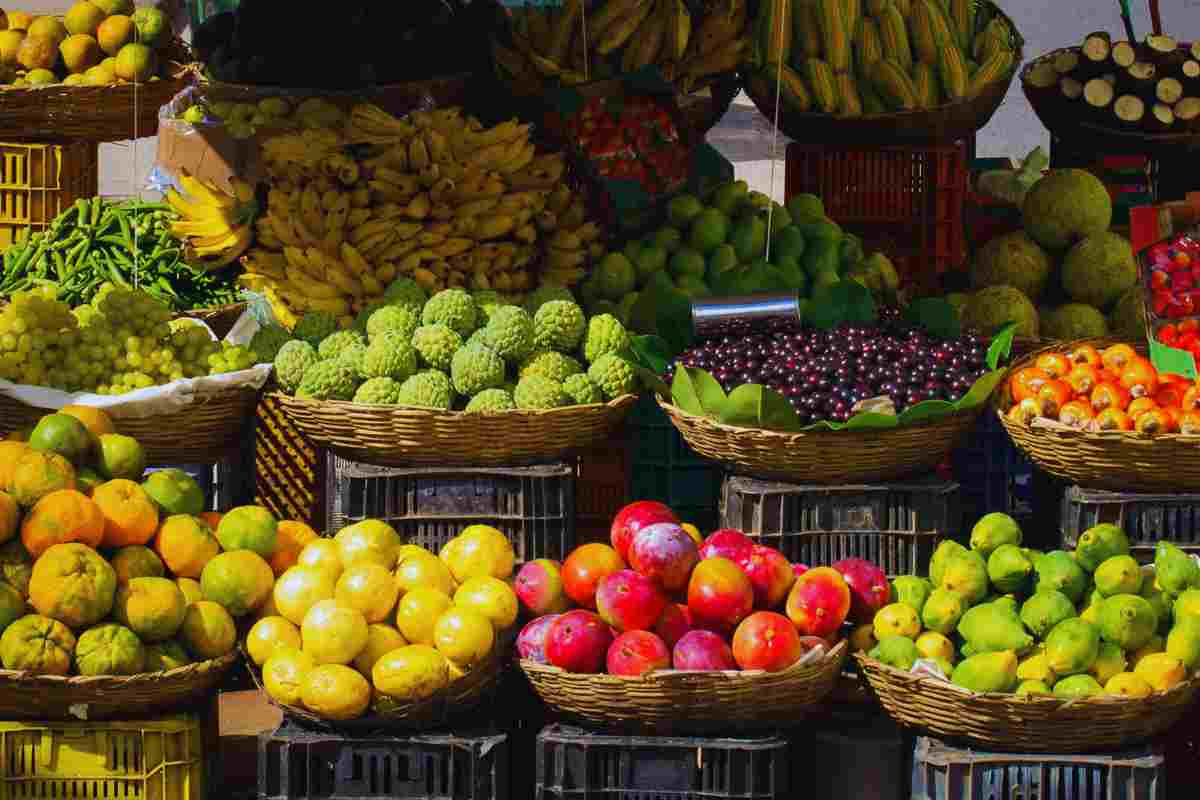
[21,489,103,556]
[154,515,220,579]
[91,479,159,548]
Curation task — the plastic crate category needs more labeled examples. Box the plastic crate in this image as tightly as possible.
[784,141,968,287]
[628,395,722,533]
[797,710,911,800]
[0,714,205,800]
[0,142,99,252]
[575,440,630,526]
[259,723,506,800]
[324,457,575,562]
[951,412,1033,528]
[255,393,323,527]
[912,737,1165,800]
[720,475,956,575]
[535,724,790,800]
[1061,485,1200,561]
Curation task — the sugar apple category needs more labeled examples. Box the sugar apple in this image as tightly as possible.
[970,232,1053,301]
[1022,169,1113,251]
[473,290,506,323]
[533,300,586,352]
[397,370,454,409]
[353,377,402,405]
[481,306,535,363]
[466,328,489,349]
[581,314,630,364]
[587,353,638,400]
[465,388,516,413]
[354,302,383,331]
[1061,232,1137,310]
[336,342,369,378]
[292,312,337,346]
[514,375,569,409]
[317,329,367,361]
[562,373,604,405]
[523,284,575,314]
[360,337,419,382]
[451,343,506,396]
[422,288,478,336]
[366,305,420,342]
[412,324,463,371]
[249,324,292,363]
[383,277,428,314]
[1108,287,1146,339]
[961,285,1040,338]
[296,361,359,401]
[519,350,584,383]
[274,340,319,393]
[1042,303,1109,341]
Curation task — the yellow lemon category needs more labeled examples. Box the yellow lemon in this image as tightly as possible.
[300,663,371,720]
[262,647,314,706]
[296,539,344,581]
[246,615,301,667]
[372,644,449,700]
[301,600,369,666]
[439,525,515,583]
[273,566,336,626]
[352,623,408,676]
[915,631,955,663]
[394,551,455,597]
[433,607,495,668]
[1134,652,1187,692]
[453,576,518,631]
[395,587,453,645]
[334,520,402,570]
[1106,671,1154,698]
[335,563,400,623]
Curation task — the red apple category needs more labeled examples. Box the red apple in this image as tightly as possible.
[732,611,804,672]
[737,545,796,609]
[516,614,560,663]
[672,629,737,670]
[786,566,851,638]
[699,529,755,563]
[832,557,890,624]
[610,501,679,561]
[561,543,625,610]
[606,630,671,676]
[793,563,810,579]
[544,610,614,673]
[628,522,699,592]
[595,569,667,632]
[515,559,571,616]
[686,557,754,634]
[654,603,693,649]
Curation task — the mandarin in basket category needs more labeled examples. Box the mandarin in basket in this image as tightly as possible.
[246,615,302,667]
[0,614,74,674]
[179,600,236,660]
[352,623,408,676]
[395,550,456,597]
[28,542,115,629]
[296,539,343,581]
[21,489,103,556]
[433,606,494,668]
[301,664,371,721]
[1093,408,1133,432]
[200,550,274,617]
[1090,382,1131,413]
[372,644,450,701]
[114,576,187,642]
[273,565,336,626]
[0,442,30,493]
[1035,352,1071,379]
[395,587,452,645]
[334,520,402,571]
[110,545,165,583]
[58,405,114,451]
[262,647,314,706]
[11,451,76,509]
[1010,367,1050,403]
[270,520,318,577]
[335,563,400,624]
[453,576,518,631]
[92,479,159,548]
[440,525,515,583]
[301,599,369,666]
[176,577,203,605]
[0,491,16,544]
[155,515,219,579]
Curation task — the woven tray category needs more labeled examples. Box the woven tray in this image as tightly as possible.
[0,384,258,464]
[0,37,196,141]
[269,391,637,467]
[995,337,1200,493]
[657,397,983,483]
[520,640,847,734]
[0,650,236,720]
[857,654,1200,753]
[742,2,1020,144]
[174,302,247,340]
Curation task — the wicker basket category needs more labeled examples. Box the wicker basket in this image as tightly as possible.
[995,338,1200,493]
[0,38,196,141]
[520,640,847,733]
[742,2,1020,144]
[0,651,236,720]
[196,74,473,117]
[657,397,984,483]
[1023,49,1200,155]
[174,302,247,340]
[0,384,258,464]
[269,391,637,467]
[856,654,1200,753]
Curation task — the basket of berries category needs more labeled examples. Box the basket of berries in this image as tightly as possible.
[996,338,1200,492]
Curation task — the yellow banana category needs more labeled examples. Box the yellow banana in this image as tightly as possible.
[376,261,398,283]
[300,186,325,236]
[341,243,373,277]
[535,210,558,232]
[170,216,234,239]
[417,231,446,247]
[454,197,500,218]
[408,136,430,172]
[190,226,247,256]
[597,0,655,55]
[431,203,454,221]
[435,238,475,258]
[624,0,667,73]
[430,178,456,205]
[347,208,371,229]
[405,193,432,219]
[590,0,650,37]
[669,0,692,61]
[545,247,588,270]
[424,129,450,164]
[360,230,398,261]
[473,214,518,241]
[179,173,237,210]
[361,274,384,296]
[190,228,253,268]
[546,184,573,214]
[380,238,421,262]
[284,267,342,300]
[514,224,538,244]
[374,168,421,195]
[549,230,583,250]
[165,188,233,222]
[284,246,323,281]
[350,187,371,208]
[349,220,394,245]
[265,213,302,248]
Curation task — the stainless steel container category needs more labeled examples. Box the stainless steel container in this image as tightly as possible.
[690,293,802,338]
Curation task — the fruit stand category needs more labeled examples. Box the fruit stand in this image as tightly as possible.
[2,0,1200,799]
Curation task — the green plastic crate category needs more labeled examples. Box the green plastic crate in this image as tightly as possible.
[628,395,722,531]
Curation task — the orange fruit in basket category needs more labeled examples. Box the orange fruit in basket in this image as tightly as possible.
[296,539,344,581]
[1090,382,1131,413]
[92,479,159,548]
[21,489,102,557]
[395,587,453,645]
[263,647,314,705]
[58,405,114,448]
[12,451,78,509]
[245,615,302,667]
[0,614,74,674]
[1009,367,1050,403]
[395,550,456,597]
[270,520,318,577]
[27,17,67,46]
[215,505,278,558]
[1035,379,1073,417]
[110,545,165,584]
[1127,397,1159,420]
[1092,408,1134,432]
[1120,357,1159,399]
[335,563,400,624]
[65,2,106,36]
[28,542,116,629]
[96,13,134,56]
[0,491,17,544]
[301,600,369,666]
[60,33,100,73]
[1058,400,1094,428]
[0,30,23,66]
[198,511,222,529]
[28,413,92,466]
[352,623,408,676]
[200,550,274,617]
[300,664,371,721]
[334,520,402,571]
[1101,343,1138,373]
[453,576,519,631]
[1135,407,1176,435]
[274,565,336,625]
[439,525,515,583]
[0,442,30,492]
[1035,352,1071,379]
[155,515,220,579]
[5,12,32,32]
[113,576,187,642]
[178,600,236,660]
[1065,364,1102,397]
[17,33,56,70]
[176,577,204,605]
[433,606,494,668]
[372,644,450,700]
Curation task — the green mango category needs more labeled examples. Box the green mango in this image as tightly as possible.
[1053,674,1104,698]
[771,225,807,262]
[1156,541,1200,594]
[669,246,707,280]
[786,192,825,221]
[970,512,1023,558]
[687,208,731,255]
[1034,551,1089,604]
[1089,641,1127,685]
[1173,588,1200,624]
[931,656,955,676]
[1020,591,1076,640]
[1016,679,1051,695]
[1167,616,1200,669]
[1075,523,1130,572]
[1017,650,1056,684]
[839,234,865,268]
[1044,618,1100,676]
[730,216,767,263]
[745,190,772,210]
[766,203,792,232]
[1097,594,1157,651]
[799,236,841,279]
[869,635,920,670]
[922,588,968,635]
[988,544,1034,594]
[1094,555,1143,597]
[771,255,809,294]
[668,194,704,227]
[992,596,1021,616]
[940,551,989,605]
[651,226,683,253]
[952,651,1019,693]
[930,541,969,588]
[957,603,1034,654]
[711,181,748,216]
[892,576,932,613]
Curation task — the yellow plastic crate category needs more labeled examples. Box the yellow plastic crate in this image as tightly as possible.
[0,141,99,252]
[0,714,205,800]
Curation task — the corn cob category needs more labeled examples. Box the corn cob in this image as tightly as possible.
[967,49,1014,97]
[938,41,969,100]
[876,3,913,71]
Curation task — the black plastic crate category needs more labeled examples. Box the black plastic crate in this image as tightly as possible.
[720,475,956,575]
[1062,485,1200,562]
[323,457,575,562]
[259,723,507,800]
[628,395,722,533]
[535,724,790,800]
[952,412,1033,527]
[912,737,1165,800]
[797,710,912,800]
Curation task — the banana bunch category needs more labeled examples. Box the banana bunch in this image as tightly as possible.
[240,103,610,329]
[165,173,256,270]
[493,0,748,94]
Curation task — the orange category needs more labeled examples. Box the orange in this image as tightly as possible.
[394,551,455,597]
[0,441,31,492]
[453,576,518,631]
[176,577,204,605]
[74,622,145,676]
[199,550,274,617]
[96,433,145,481]
[5,12,32,31]
[372,644,449,701]
[296,539,343,581]
[17,33,57,70]
[262,647,314,706]
[270,520,318,576]
[0,540,33,598]
[432,607,494,668]
[10,451,76,508]
[439,525,515,583]
[110,545,165,583]
[96,14,134,56]
[333,520,401,570]
[395,587,452,645]
[27,17,67,46]
[301,600,368,665]
[300,663,371,721]
[20,489,104,557]
[91,479,159,548]
[28,542,117,629]
[335,563,400,623]
[154,515,220,578]
[178,600,236,660]
[113,41,155,82]
[0,491,16,544]
[273,565,336,625]
[352,623,407,676]
[57,405,114,450]
[215,505,278,558]
[246,615,302,667]
[0,614,75,674]
[113,576,187,642]
[198,511,222,530]
[65,2,106,36]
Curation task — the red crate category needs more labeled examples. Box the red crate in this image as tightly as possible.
[785,142,968,291]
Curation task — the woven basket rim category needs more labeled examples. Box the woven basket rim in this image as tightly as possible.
[0,650,237,687]
[270,390,638,417]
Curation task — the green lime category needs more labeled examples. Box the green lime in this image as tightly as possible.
[711,181,748,216]
[651,227,683,253]
[669,247,707,280]
[675,276,711,298]
[634,245,669,282]
[688,209,730,255]
[706,243,738,283]
[596,253,636,300]
[667,194,704,227]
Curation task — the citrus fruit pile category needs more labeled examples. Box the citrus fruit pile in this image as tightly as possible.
[1006,342,1200,434]
[0,407,312,676]
[252,521,520,721]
